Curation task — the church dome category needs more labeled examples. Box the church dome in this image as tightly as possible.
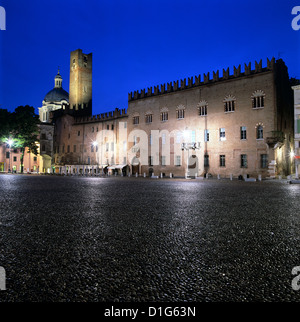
[44,87,69,103]
[43,69,69,103]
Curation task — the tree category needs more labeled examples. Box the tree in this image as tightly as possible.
[0,105,40,173]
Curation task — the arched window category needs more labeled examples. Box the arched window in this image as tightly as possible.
[224,95,236,112]
[197,100,208,116]
[257,125,264,139]
[252,90,265,108]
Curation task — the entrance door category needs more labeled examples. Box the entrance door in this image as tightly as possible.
[188,155,198,177]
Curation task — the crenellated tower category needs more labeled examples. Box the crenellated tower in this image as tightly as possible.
[69,49,93,116]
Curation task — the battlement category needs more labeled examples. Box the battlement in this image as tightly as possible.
[74,108,127,124]
[128,58,276,102]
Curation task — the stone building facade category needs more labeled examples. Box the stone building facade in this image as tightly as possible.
[127,58,294,178]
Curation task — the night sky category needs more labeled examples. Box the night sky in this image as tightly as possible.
[0,0,299,115]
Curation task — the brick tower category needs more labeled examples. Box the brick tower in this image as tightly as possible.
[69,49,92,116]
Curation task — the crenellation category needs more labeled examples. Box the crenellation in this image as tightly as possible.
[173,80,179,90]
[234,65,241,77]
[195,75,201,85]
[255,60,262,73]
[213,70,219,82]
[223,68,230,79]
[128,58,277,101]
[204,73,210,83]
[181,79,186,89]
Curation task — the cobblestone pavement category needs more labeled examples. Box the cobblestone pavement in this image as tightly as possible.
[0,174,300,302]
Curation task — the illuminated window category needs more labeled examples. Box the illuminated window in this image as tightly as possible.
[220,128,226,141]
[204,130,209,142]
[257,125,263,139]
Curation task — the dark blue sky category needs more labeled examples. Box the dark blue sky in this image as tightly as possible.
[0,0,299,115]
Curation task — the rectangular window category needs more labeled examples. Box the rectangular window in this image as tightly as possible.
[91,145,94,153]
[62,145,65,153]
[111,124,114,130]
[199,105,207,116]
[77,131,80,136]
[123,157,127,164]
[261,154,268,168]
[224,100,235,112]
[241,126,247,140]
[107,125,109,130]
[6,152,10,159]
[204,129,210,142]
[161,112,168,122]
[111,142,114,151]
[220,155,226,167]
[253,96,264,108]
[204,154,209,167]
[146,114,153,124]
[13,156,17,162]
[297,119,300,134]
[67,145,70,153]
[161,156,166,166]
[73,145,76,153]
[106,143,109,152]
[149,134,153,145]
[177,109,185,119]
[175,155,181,166]
[241,154,247,168]
[133,116,139,125]
[220,128,226,141]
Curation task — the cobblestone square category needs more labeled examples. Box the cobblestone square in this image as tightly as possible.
[0,175,300,302]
